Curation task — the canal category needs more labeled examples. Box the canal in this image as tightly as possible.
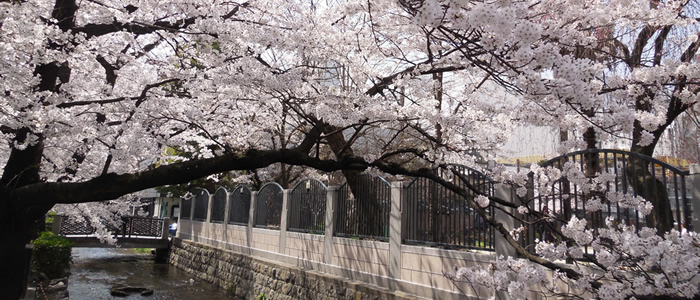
[67,248,235,299]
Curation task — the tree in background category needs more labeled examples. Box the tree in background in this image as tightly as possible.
[0,0,697,299]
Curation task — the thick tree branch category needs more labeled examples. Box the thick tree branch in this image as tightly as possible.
[629,25,655,68]
[73,2,248,38]
[56,78,180,108]
[365,64,467,97]
[11,148,368,206]
[680,32,700,63]
[652,25,672,66]
[95,55,117,86]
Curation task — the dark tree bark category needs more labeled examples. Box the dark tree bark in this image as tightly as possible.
[0,130,51,299]
[321,124,383,238]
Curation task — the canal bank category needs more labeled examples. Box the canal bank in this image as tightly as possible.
[27,248,235,300]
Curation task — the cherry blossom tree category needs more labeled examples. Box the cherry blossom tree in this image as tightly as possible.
[0,0,697,299]
[405,0,700,298]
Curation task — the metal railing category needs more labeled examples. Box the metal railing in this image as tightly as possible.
[180,197,192,220]
[210,188,227,223]
[59,216,95,235]
[228,185,251,225]
[335,174,391,241]
[405,165,495,251]
[254,183,284,229]
[192,189,209,221]
[59,216,165,238]
[288,179,327,234]
[521,149,691,252]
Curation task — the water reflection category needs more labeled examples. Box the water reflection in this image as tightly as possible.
[69,248,234,300]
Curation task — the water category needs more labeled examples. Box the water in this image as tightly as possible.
[67,248,234,300]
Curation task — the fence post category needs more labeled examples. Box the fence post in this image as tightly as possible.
[175,197,192,238]
[223,191,232,225]
[494,183,518,258]
[205,192,213,240]
[205,193,213,223]
[279,190,292,254]
[389,181,405,279]
[324,186,339,265]
[222,191,231,243]
[188,196,195,220]
[691,164,700,233]
[161,218,170,240]
[247,191,258,249]
[51,215,63,235]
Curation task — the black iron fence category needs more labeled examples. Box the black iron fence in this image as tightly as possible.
[405,165,495,251]
[229,185,251,225]
[335,174,391,241]
[211,188,227,223]
[521,149,692,253]
[179,149,694,254]
[192,189,209,221]
[288,179,327,234]
[180,197,192,219]
[255,183,284,229]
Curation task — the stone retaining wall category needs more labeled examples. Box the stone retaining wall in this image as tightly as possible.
[169,238,422,300]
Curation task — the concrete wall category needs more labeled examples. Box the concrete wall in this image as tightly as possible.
[225,224,248,246]
[400,245,491,292]
[251,228,281,252]
[285,232,325,262]
[332,238,389,277]
[169,238,422,300]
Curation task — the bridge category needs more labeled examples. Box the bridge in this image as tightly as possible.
[51,215,174,250]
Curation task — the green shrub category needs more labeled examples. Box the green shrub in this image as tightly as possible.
[31,231,74,279]
[44,212,56,232]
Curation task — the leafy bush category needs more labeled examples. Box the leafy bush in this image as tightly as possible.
[31,231,74,279]
[44,212,56,232]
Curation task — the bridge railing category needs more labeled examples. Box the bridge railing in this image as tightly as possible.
[54,215,169,239]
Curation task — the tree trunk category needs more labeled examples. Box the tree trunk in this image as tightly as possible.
[0,201,50,300]
[321,125,382,237]
[352,175,381,237]
[0,127,49,300]
[626,154,674,234]
[582,128,603,231]
[630,126,675,234]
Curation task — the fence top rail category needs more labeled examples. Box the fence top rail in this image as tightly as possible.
[213,187,229,196]
[405,163,495,189]
[539,148,690,176]
[291,178,327,193]
[193,188,211,198]
[59,215,165,221]
[338,173,391,190]
[231,185,252,194]
[258,182,284,193]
